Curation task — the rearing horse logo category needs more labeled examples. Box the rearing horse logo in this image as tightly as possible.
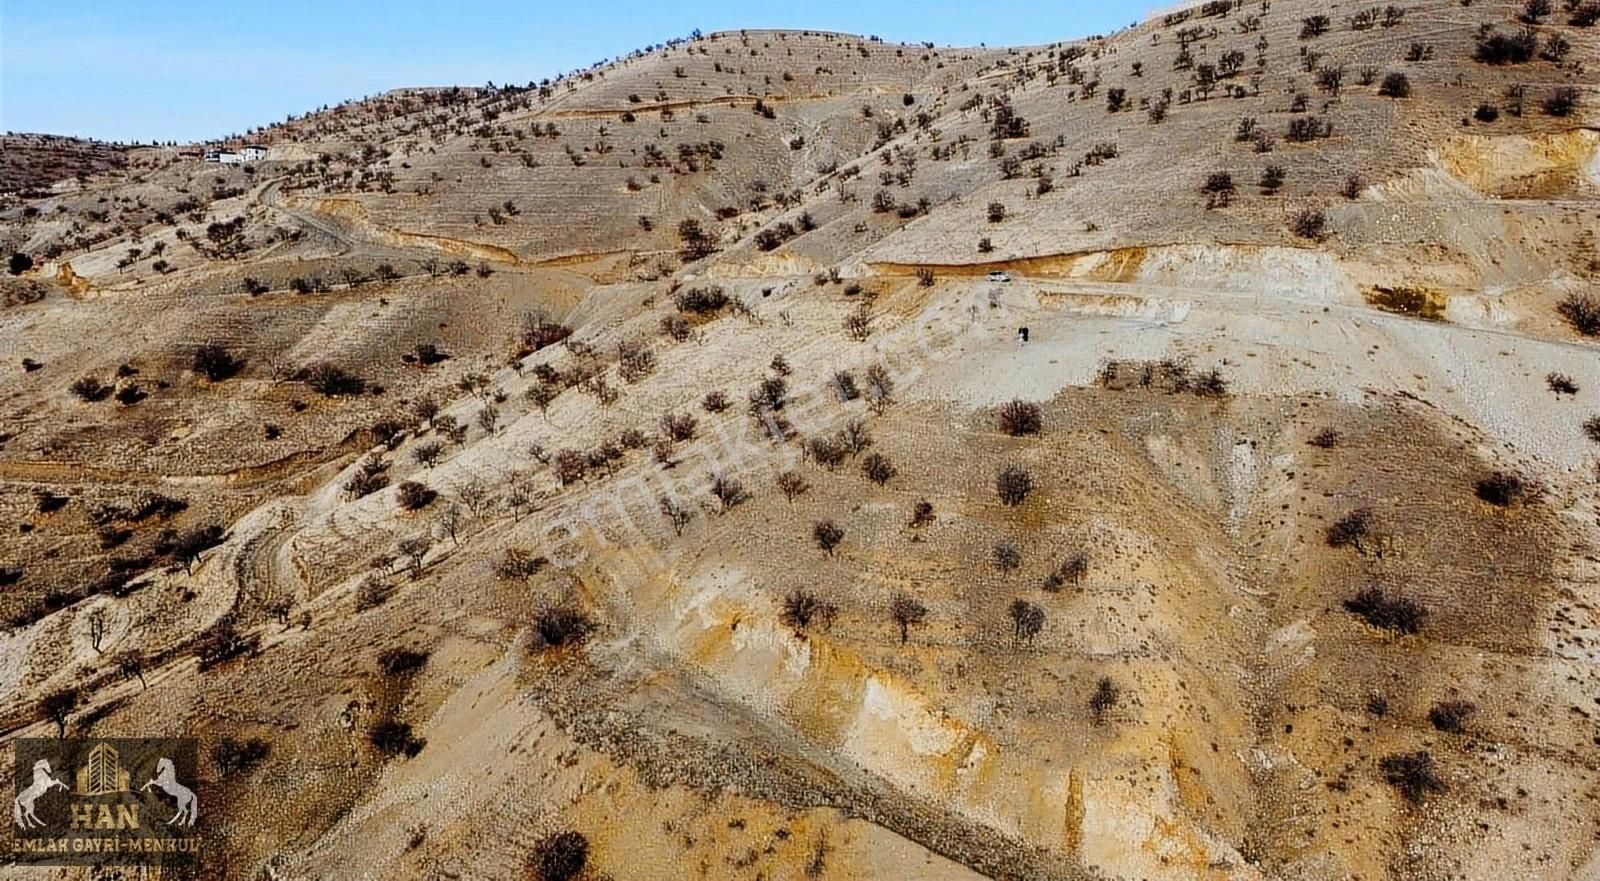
[141,758,197,826]
[12,759,67,829]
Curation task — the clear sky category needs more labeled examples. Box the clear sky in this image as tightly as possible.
[1,0,1155,144]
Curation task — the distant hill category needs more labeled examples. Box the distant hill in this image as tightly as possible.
[0,133,128,194]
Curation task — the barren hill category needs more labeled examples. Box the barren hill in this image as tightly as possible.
[1,4,1600,880]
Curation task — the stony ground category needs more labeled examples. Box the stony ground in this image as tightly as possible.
[1,2,1599,879]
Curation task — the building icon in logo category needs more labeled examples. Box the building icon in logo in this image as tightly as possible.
[75,743,130,796]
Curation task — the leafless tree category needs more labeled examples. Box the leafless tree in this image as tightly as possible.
[659,496,693,536]
[813,519,845,555]
[889,594,928,644]
[87,607,109,653]
[777,471,810,502]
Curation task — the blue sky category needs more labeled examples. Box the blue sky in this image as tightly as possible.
[1,0,1155,144]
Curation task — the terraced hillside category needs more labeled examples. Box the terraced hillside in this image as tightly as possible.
[1,2,1599,879]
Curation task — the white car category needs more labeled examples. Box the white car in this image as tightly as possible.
[987,271,1011,283]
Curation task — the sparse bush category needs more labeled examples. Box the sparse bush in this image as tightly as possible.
[193,343,244,381]
[1008,598,1045,644]
[1428,700,1475,733]
[813,519,845,555]
[304,362,366,396]
[710,474,748,512]
[1300,14,1331,38]
[997,400,1042,436]
[1585,416,1600,444]
[660,411,698,441]
[1327,508,1373,550]
[211,737,271,775]
[1290,208,1327,240]
[1520,0,1552,22]
[1379,72,1411,98]
[1542,87,1579,117]
[533,607,594,650]
[909,500,934,528]
[658,496,692,536]
[992,541,1022,575]
[1474,27,1538,64]
[70,375,112,402]
[195,615,258,670]
[889,594,928,643]
[861,452,896,485]
[1260,165,1286,193]
[661,314,691,341]
[396,480,436,511]
[617,338,656,383]
[356,576,393,610]
[777,470,810,502]
[996,466,1033,506]
[1474,103,1501,122]
[1089,677,1119,723]
[1285,116,1333,142]
[702,390,729,412]
[674,284,730,315]
[1380,751,1445,802]
[378,647,430,677]
[343,456,390,499]
[1201,171,1236,208]
[530,831,589,881]
[1547,373,1579,395]
[38,687,80,738]
[368,720,425,758]
[1558,293,1600,336]
[412,440,444,466]
[493,548,547,580]
[1344,586,1426,634]
[781,590,837,632]
[1475,471,1531,506]
[1043,553,1088,591]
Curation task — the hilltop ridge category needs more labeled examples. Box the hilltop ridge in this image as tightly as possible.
[1,2,1599,879]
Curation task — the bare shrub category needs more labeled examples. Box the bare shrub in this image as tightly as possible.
[1558,293,1600,335]
[1326,508,1373,550]
[1428,700,1476,733]
[701,390,729,412]
[1343,586,1426,634]
[1290,207,1327,240]
[1008,599,1044,644]
[997,400,1042,436]
[369,720,425,758]
[781,590,838,632]
[396,480,437,511]
[889,594,928,643]
[532,607,594,650]
[1043,553,1088,591]
[1089,677,1119,723]
[996,466,1033,506]
[709,474,748,512]
[812,519,845,555]
[659,496,693,536]
[992,541,1022,575]
[777,471,810,502]
[530,831,589,881]
[660,411,698,441]
[861,452,897,485]
[193,343,245,381]
[1475,471,1531,506]
[1380,751,1445,802]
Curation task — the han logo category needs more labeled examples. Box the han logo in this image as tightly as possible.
[8,737,200,867]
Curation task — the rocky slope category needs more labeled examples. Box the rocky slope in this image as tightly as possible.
[1,3,1599,879]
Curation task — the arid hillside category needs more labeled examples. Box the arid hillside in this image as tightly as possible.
[1,2,1599,879]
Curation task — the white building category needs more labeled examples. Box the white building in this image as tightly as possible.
[240,144,268,161]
